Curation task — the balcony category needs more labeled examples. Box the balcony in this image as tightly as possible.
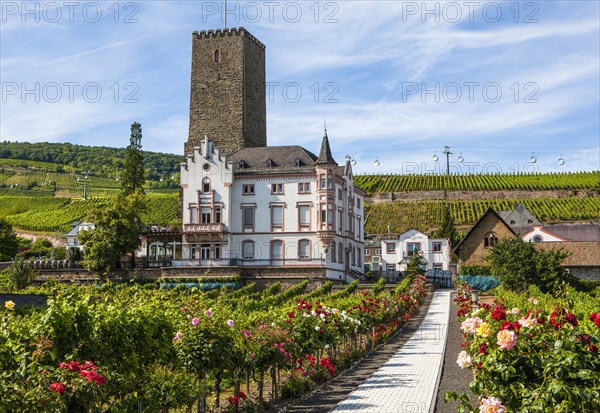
[183,223,225,234]
[171,258,326,268]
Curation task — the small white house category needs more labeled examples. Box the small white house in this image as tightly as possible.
[65,222,95,250]
[522,225,567,243]
[381,229,452,273]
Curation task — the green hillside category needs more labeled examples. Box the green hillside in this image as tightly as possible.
[2,193,179,233]
[354,171,600,193]
[0,141,182,186]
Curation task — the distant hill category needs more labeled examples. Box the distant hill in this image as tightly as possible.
[0,141,182,182]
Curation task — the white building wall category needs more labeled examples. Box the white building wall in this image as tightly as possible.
[380,230,451,272]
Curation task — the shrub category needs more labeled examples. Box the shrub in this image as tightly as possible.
[2,259,37,290]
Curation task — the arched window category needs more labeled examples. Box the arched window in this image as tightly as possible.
[202,177,211,193]
[483,232,499,248]
[331,241,336,262]
[271,240,283,262]
[338,243,343,263]
[242,241,254,260]
[214,49,220,63]
[532,235,543,243]
[298,239,310,259]
[266,159,273,168]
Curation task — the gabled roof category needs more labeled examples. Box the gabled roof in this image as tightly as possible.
[497,203,541,229]
[229,145,318,174]
[454,208,516,254]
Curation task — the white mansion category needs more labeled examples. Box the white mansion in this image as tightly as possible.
[177,133,366,282]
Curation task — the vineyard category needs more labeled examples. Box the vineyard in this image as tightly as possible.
[354,171,600,193]
[2,193,180,233]
[365,197,600,234]
[0,159,179,197]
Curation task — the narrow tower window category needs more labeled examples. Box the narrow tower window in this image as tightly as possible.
[214,49,220,63]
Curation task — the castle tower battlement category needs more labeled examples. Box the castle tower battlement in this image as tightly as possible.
[194,27,266,50]
[186,26,267,157]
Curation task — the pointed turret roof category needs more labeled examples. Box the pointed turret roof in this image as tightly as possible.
[316,129,336,164]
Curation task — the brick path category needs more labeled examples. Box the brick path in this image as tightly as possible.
[330,289,451,413]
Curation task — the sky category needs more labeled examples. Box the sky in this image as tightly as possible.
[1,0,599,175]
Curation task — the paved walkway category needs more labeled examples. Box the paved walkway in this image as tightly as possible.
[330,289,451,413]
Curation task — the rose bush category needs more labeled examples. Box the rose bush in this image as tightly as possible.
[447,282,600,412]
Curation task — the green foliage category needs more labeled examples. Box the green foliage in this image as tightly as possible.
[394,276,412,296]
[459,265,492,276]
[121,122,146,195]
[138,365,198,411]
[487,237,573,293]
[372,277,385,295]
[280,372,315,399]
[2,259,37,289]
[79,190,147,274]
[405,253,425,279]
[435,206,458,248]
[0,218,19,260]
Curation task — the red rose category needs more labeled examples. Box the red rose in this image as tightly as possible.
[237,391,247,401]
[288,312,295,318]
[492,307,506,321]
[564,313,578,327]
[590,344,598,353]
[49,382,66,395]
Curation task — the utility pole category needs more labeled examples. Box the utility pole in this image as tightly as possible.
[443,146,452,176]
[442,146,452,201]
[83,170,89,201]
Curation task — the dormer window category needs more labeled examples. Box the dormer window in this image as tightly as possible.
[294,157,302,167]
[266,159,277,168]
[239,160,247,169]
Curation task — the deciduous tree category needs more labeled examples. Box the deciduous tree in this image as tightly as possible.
[0,218,19,261]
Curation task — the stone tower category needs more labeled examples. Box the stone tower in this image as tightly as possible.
[186,27,267,156]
